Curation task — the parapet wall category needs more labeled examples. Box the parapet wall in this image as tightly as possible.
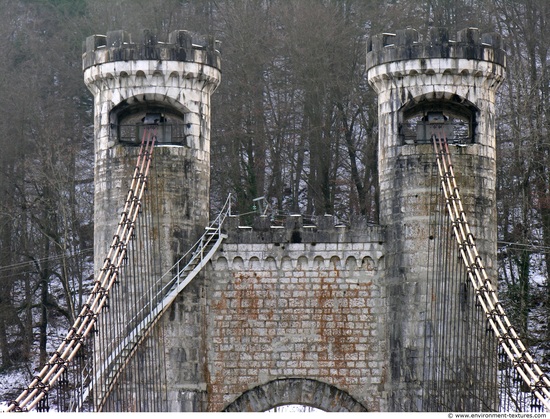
[367,27,505,69]
[223,215,384,245]
[184,215,387,410]
[83,29,221,70]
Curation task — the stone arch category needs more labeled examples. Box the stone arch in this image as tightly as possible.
[312,255,325,269]
[398,91,479,145]
[168,71,180,87]
[361,256,376,272]
[110,94,189,123]
[232,256,244,270]
[296,255,309,269]
[329,255,341,268]
[249,256,261,270]
[212,256,228,270]
[345,255,358,270]
[109,94,190,146]
[281,256,293,270]
[222,378,368,412]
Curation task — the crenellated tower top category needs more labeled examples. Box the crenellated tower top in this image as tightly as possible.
[367,27,505,68]
[366,27,506,150]
[366,27,506,107]
[82,29,221,151]
[83,29,221,71]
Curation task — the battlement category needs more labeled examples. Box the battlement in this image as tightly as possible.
[222,214,384,245]
[83,29,221,70]
[367,27,505,69]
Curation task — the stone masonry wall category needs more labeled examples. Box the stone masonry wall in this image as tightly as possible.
[204,222,386,411]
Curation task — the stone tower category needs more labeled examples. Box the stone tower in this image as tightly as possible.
[367,28,505,410]
[83,29,221,274]
[83,30,221,410]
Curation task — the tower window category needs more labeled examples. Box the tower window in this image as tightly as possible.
[400,100,477,145]
[117,113,188,146]
[111,103,189,147]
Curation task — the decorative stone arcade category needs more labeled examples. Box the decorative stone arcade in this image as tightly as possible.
[83,27,504,412]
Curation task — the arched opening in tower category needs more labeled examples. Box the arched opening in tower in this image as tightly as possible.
[399,98,478,145]
[110,100,190,146]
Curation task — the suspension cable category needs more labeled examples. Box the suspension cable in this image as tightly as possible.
[6,127,158,412]
[433,132,550,411]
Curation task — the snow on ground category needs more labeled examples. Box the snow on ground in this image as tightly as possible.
[0,368,29,412]
[266,405,324,413]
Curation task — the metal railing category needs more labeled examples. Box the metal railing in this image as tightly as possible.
[73,194,232,411]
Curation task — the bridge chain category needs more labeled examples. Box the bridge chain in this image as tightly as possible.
[4,127,158,412]
[433,133,550,411]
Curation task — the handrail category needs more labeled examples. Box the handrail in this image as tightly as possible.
[73,194,232,412]
[433,133,550,411]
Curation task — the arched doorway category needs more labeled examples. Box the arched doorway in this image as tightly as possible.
[223,378,368,412]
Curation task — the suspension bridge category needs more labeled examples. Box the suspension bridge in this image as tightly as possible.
[2,126,548,412]
[2,27,550,412]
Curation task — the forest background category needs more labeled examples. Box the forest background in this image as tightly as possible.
[0,0,549,402]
